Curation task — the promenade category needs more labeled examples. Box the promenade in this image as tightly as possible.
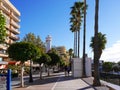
[12,72,110,90]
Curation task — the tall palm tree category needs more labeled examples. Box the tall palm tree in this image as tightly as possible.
[70,8,78,57]
[90,32,107,86]
[82,0,87,77]
[70,1,84,58]
[92,0,101,86]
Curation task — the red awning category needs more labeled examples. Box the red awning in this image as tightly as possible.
[8,61,17,65]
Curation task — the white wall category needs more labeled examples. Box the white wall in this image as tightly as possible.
[85,57,92,77]
[72,57,92,77]
[72,58,83,77]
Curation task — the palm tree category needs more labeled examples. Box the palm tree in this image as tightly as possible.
[68,48,73,70]
[68,49,73,61]
[68,48,73,60]
[82,0,87,77]
[92,0,100,86]
[70,1,84,58]
[90,32,107,86]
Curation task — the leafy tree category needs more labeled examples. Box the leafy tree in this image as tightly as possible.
[70,1,84,57]
[47,48,61,66]
[47,53,61,66]
[7,65,20,73]
[22,32,45,53]
[90,32,107,86]
[59,59,66,67]
[47,51,61,76]
[0,12,7,43]
[35,53,51,79]
[118,61,120,66]
[112,62,120,72]
[47,48,58,54]
[102,62,113,72]
[112,65,119,72]
[22,33,45,82]
[8,42,41,87]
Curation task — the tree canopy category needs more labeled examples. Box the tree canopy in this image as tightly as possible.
[68,48,73,56]
[8,42,41,63]
[47,49,60,66]
[90,32,107,51]
[70,1,84,32]
[35,53,51,65]
[70,1,85,57]
[22,32,45,53]
[90,32,107,60]
[102,62,113,72]
[0,12,7,43]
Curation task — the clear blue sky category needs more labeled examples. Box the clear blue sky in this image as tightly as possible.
[10,0,120,62]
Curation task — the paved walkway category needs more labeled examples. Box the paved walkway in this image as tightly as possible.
[12,72,110,90]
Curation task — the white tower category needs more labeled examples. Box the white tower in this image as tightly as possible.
[46,35,52,53]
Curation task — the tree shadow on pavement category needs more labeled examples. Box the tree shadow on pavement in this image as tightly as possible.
[12,72,96,90]
[77,86,96,90]
[12,72,76,88]
[24,75,77,86]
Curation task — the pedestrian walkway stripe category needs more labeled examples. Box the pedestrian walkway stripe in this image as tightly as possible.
[51,77,61,90]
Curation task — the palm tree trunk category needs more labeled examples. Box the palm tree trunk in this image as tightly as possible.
[75,31,78,57]
[78,30,80,58]
[93,0,101,86]
[82,0,86,77]
[74,32,76,57]
[76,31,78,57]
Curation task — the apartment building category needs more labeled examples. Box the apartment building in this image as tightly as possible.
[0,0,20,61]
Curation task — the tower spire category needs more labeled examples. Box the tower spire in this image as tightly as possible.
[46,35,52,53]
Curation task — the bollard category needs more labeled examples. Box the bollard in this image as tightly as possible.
[7,69,11,90]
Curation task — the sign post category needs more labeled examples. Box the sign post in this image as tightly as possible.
[7,69,11,90]
[0,69,11,90]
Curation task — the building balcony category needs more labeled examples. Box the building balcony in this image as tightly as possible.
[9,33,19,40]
[0,53,8,58]
[5,24,9,29]
[10,26,20,34]
[9,40,15,44]
[2,0,20,16]
[0,3,10,15]
[0,44,7,50]
[11,13,20,22]
[11,20,20,28]
[5,39,9,44]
